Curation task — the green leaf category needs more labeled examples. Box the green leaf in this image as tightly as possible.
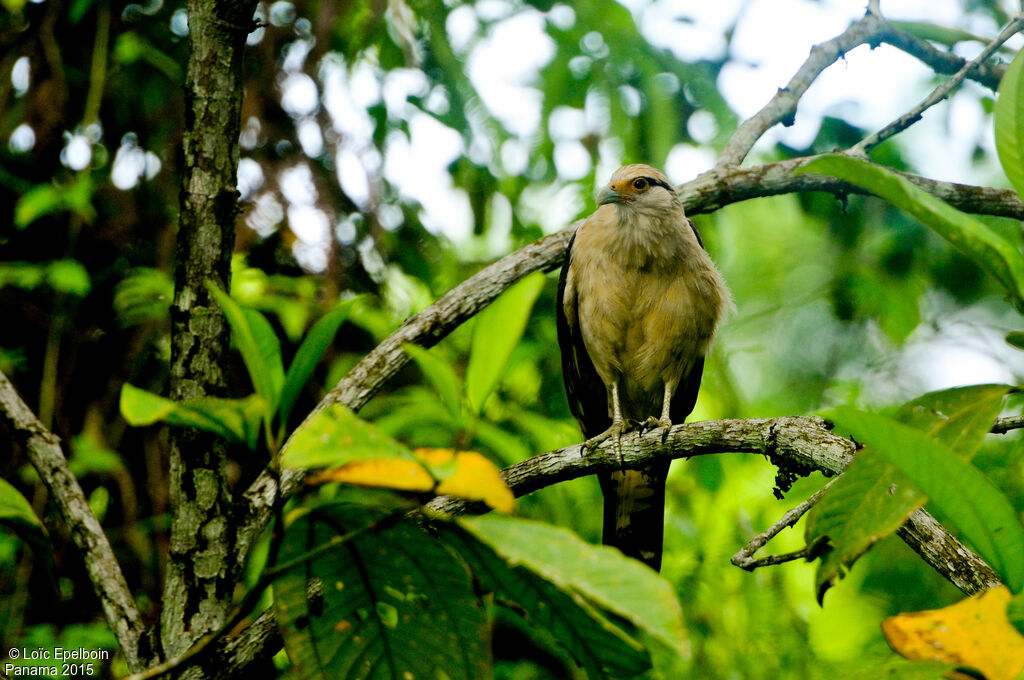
[207,282,284,418]
[1007,331,1024,350]
[796,154,1024,308]
[282,403,415,469]
[113,267,173,327]
[0,477,56,589]
[828,407,1024,592]
[279,299,358,428]
[995,45,1024,200]
[404,344,463,421]
[1008,591,1024,637]
[274,503,490,680]
[457,515,688,671]
[119,383,175,425]
[808,385,1011,600]
[46,260,91,297]
[465,272,545,415]
[14,176,96,229]
[441,521,651,678]
[119,383,264,448]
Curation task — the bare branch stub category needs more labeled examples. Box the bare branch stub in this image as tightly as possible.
[731,478,837,571]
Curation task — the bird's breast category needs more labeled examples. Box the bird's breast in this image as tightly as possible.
[571,221,726,417]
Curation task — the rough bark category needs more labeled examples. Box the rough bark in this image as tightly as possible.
[163,0,258,664]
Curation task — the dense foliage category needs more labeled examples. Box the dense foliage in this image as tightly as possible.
[3,0,1024,678]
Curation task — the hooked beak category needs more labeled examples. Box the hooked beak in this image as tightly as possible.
[596,186,620,205]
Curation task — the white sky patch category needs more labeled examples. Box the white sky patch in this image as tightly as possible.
[237,158,264,200]
[296,117,323,157]
[61,134,93,171]
[446,5,479,53]
[281,72,319,118]
[336,146,371,208]
[11,56,30,95]
[383,113,471,237]
[467,10,554,136]
[280,163,318,205]
[322,57,376,146]
[554,141,591,180]
[9,124,35,153]
[664,143,715,183]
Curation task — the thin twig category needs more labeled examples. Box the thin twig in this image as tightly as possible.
[0,371,148,670]
[855,14,1024,153]
[879,24,1006,91]
[731,479,837,570]
[715,11,888,168]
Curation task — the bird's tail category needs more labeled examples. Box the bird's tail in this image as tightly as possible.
[598,463,669,571]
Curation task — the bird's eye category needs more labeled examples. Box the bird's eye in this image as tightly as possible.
[632,178,648,191]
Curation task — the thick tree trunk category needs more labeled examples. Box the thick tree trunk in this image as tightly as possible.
[163,0,257,666]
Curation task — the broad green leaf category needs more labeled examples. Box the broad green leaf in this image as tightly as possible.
[207,282,284,418]
[441,521,651,679]
[1009,591,1024,637]
[120,383,175,425]
[796,154,1024,308]
[0,477,56,589]
[465,272,545,415]
[281,403,415,469]
[14,176,96,229]
[45,260,91,296]
[404,344,463,421]
[457,515,687,670]
[809,385,1011,600]
[896,384,1012,455]
[113,267,173,327]
[274,503,489,680]
[995,45,1024,200]
[828,407,1024,592]
[279,298,358,427]
[120,383,264,448]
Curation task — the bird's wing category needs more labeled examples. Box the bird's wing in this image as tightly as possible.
[686,216,705,248]
[669,356,705,424]
[556,229,610,439]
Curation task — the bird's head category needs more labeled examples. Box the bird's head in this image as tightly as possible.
[596,164,678,213]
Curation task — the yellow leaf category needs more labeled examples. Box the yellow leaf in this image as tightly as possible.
[882,585,1024,680]
[306,459,434,492]
[415,448,516,514]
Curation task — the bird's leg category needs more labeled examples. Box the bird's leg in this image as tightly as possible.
[638,381,676,436]
[585,383,629,465]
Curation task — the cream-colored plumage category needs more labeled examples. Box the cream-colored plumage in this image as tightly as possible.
[557,164,729,570]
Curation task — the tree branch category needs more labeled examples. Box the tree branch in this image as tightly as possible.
[0,371,150,671]
[680,155,1024,220]
[879,24,1006,91]
[428,416,999,595]
[715,11,888,168]
[731,479,836,571]
[856,14,1024,153]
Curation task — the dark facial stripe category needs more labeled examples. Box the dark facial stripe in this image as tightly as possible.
[642,176,675,193]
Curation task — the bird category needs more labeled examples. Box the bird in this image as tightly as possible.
[556,164,730,571]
